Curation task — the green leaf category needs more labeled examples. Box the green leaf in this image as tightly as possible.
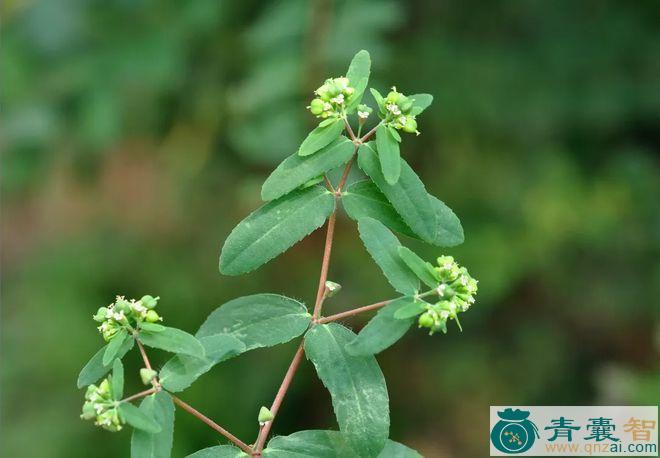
[370,88,385,113]
[103,329,129,366]
[345,297,417,356]
[427,194,464,246]
[376,124,401,185]
[262,136,354,201]
[139,322,165,332]
[77,338,134,388]
[397,246,439,288]
[357,217,419,295]
[159,335,245,392]
[387,125,401,143]
[186,445,248,458]
[263,430,420,458]
[112,359,124,399]
[298,119,344,157]
[393,300,427,320]
[139,326,205,358]
[345,50,371,111]
[160,294,310,392]
[220,186,335,275]
[131,392,175,458]
[342,180,416,238]
[119,402,162,433]
[409,93,433,116]
[304,323,389,457]
[357,143,437,242]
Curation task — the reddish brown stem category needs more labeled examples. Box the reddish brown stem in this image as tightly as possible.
[135,338,152,371]
[253,342,305,454]
[172,395,252,454]
[360,122,380,143]
[121,387,158,404]
[343,117,357,141]
[312,210,337,318]
[317,299,392,324]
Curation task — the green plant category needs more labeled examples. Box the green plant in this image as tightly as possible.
[78,50,478,457]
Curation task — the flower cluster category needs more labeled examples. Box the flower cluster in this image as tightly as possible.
[94,295,161,341]
[380,87,418,134]
[308,77,355,119]
[357,103,372,121]
[80,378,123,431]
[418,256,478,334]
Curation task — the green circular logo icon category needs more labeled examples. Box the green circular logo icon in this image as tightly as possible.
[491,408,540,454]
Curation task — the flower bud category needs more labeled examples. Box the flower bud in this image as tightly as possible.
[140,368,158,385]
[93,307,109,322]
[418,312,435,328]
[145,310,161,323]
[140,295,159,309]
[258,406,274,424]
[386,89,400,104]
[309,98,324,116]
[325,281,342,297]
[114,297,131,314]
[81,401,96,420]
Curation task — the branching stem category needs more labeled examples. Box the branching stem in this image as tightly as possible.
[317,299,391,323]
[120,387,159,404]
[172,395,253,454]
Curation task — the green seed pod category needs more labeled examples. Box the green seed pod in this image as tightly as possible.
[327,81,341,98]
[402,117,417,133]
[140,295,159,309]
[309,98,324,115]
[114,298,131,314]
[418,312,435,328]
[145,310,161,323]
[386,90,400,104]
[258,406,274,424]
[93,307,109,322]
[140,368,158,385]
[399,97,413,113]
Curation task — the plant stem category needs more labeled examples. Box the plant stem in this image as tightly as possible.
[253,342,305,454]
[312,209,337,318]
[172,395,253,454]
[360,121,381,143]
[343,117,357,141]
[317,299,391,323]
[135,338,152,371]
[120,387,159,404]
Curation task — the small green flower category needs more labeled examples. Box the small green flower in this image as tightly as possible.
[81,377,125,432]
[308,77,356,119]
[140,368,158,385]
[94,294,163,341]
[379,87,420,135]
[258,406,274,424]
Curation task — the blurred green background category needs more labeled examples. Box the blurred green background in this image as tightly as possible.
[2,0,659,456]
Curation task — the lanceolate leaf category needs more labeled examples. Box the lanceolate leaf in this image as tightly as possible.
[160,294,310,392]
[298,119,345,157]
[370,88,385,113]
[103,328,129,366]
[393,300,427,320]
[397,246,439,288]
[357,217,419,295]
[342,180,417,239]
[262,136,354,201]
[119,402,161,433]
[220,187,335,275]
[358,143,437,242]
[409,93,433,116]
[131,392,175,458]
[304,324,389,457]
[376,124,401,185]
[263,430,421,458]
[196,294,311,347]
[112,359,124,400]
[345,50,371,111]
[428,194,464,246]
[345,297,417,356]
[139,327,205,359]
[186,445,248,458]
[159,335,245,392]
[78,338,134,388]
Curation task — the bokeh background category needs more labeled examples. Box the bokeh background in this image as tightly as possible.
[2,0,659,456]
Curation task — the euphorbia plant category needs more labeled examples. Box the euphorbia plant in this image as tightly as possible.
[78,50,478,458]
